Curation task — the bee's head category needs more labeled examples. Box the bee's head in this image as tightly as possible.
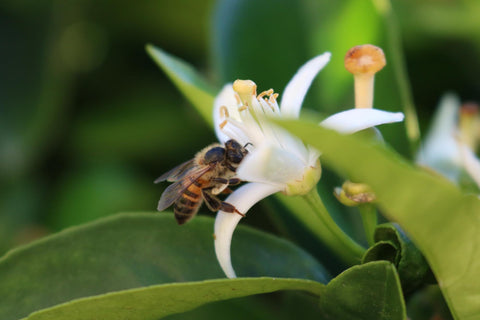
[225,139,248,164]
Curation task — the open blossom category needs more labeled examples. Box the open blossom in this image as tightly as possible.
[417,94,480,187]
[213,51,404,278]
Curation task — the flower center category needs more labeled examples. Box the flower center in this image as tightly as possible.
[217,79,283,147]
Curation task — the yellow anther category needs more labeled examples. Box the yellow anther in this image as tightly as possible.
[269,93,279,103]
[219,120,228,129]
[234,93,241,105]
[257,89,274,100]
[238,105,248,112]
[219,106,229,118]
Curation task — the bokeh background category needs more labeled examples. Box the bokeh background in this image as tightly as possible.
[1,0,479,268]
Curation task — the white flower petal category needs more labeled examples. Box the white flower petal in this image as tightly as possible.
[220,121,251,147]
[272,126,310,163]
[459,143,480,188]
[213,84,241,143]
[214,183,282,278]
[320,109,404,134]
[280,52,331,119]
[416,94,462,177]
[237,143,306,186]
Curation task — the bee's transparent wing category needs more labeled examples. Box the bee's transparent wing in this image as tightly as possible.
[154,159,196,183]
[157,165,212,211]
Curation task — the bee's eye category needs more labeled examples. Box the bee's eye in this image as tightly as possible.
[227,150,244,164]
[204,147,225,163]
[225,139,241,150]
[229,154,243,163]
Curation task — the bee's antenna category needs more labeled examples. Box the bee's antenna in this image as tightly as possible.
[244,142,253,148]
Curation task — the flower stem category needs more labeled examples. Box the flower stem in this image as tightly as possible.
[358,204,377,246]
[374,0,421,157]
[302,189,365,264]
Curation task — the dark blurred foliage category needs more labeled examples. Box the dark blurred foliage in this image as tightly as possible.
[1,0,479,269]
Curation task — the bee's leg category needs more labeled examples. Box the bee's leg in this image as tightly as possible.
[227,178,241,185]
[202,189,245,217]
[211,178,242,185]
[222,187,233,194]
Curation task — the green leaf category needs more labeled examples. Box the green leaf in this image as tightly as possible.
[319,261,406,319]
[0,213,328,320]
[363,240,398,265]
[23,277,323,320]
[279,120,480,319]
[363,223,431,293]
[146,44,216,125]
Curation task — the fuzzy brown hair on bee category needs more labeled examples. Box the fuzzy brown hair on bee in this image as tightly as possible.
[155,139,250,225]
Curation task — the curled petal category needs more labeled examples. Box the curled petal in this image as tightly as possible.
[320,109,404,134]
[214,183,282,278]
[280,52,331,119]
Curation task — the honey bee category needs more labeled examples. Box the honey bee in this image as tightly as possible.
[155,139,250,225]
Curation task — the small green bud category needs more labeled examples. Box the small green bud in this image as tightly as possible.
[334,180,376,207]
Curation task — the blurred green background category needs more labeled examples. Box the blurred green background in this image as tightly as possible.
[1,0,479,260]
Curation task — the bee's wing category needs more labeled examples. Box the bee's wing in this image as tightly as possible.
[157,165,212,211]
[154,159,196,183]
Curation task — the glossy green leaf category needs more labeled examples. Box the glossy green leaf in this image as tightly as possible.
[0,213,328,320]
[319,261,406,319]
[146,45,216,125]
[165,290,322,320]
[363,223,430,293]
[23,278,324,320]
[280,120,480,319]
[363,240,398,265]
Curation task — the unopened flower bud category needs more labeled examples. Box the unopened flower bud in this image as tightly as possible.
[334,180,376,207]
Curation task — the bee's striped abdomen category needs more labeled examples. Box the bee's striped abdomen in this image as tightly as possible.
[174,182,202,225]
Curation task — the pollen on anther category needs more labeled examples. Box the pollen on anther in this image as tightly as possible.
[219,120,228,129]
[220,106,229,118]
[257,89,274,100]
[269,93,279,103]
[234,93,241,105]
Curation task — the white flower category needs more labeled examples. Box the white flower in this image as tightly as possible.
[213,52,405,278]
[417,93,480,186]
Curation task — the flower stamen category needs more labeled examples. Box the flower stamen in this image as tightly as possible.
[220,105,229,118]
[257,89,273,100]
[344,44,386,109]
[219,119,228,129]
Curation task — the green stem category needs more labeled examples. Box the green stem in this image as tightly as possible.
[374,0,421,158]
[358,204,377,246]
[302,189,365,264]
